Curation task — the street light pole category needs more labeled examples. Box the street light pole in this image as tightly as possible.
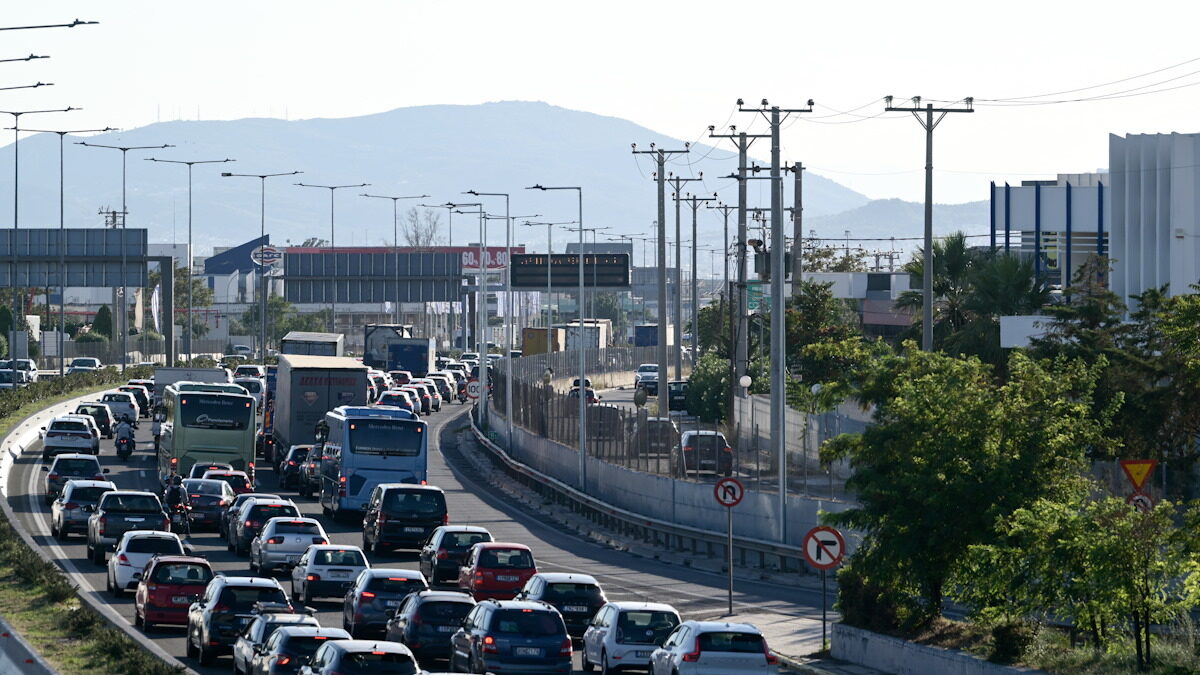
[362,193,429,323]
[148,157,235,363]
[77,139,174,372]
[421,203,460,347]
[522,220,577,327]
[447,202,486,424]
[527,185,587,493]
[296,182,368,335]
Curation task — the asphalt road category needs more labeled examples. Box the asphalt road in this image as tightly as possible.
[7,401,816,674]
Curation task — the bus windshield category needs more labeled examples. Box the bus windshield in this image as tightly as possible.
[179,394,254,430]
[349,419,423,456]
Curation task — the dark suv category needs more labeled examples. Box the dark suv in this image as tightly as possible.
[417,526,492,584]
[384,589,476,664]
[515,572,607,639]
[449,599,572,674]
[186,575,292,665]
[341,568,429,638]
[361,484,448,554]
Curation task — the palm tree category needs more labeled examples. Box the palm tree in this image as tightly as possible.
[895,232,977,344]
[944,253,1049,365]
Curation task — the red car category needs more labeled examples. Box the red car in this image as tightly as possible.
[134,555,214,629]
[203,470,254,494]
[457,542,537,601]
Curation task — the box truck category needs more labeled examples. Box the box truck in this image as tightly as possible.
[363,325,433,375]
[280,331,345,357]
[273,354,368,449]
[521,327,566,356]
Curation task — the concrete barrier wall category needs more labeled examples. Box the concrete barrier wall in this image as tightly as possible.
[832,624,1047,675]
[0,614,56,675]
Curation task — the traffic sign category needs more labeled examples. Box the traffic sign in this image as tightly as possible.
[802,526,846,571]
[466,378,482,400]
[714,477,744,508]
[1127,492,1155,513]
[1120,459,1157,491]
[251,245,283,267]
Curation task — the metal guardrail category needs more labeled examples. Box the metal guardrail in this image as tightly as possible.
[469,418,813,572]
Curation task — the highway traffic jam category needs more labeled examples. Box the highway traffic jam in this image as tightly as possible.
[15,329,789,675]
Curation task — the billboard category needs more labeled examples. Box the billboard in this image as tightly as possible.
[509,253,630,289]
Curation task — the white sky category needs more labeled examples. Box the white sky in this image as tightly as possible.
[3,0,1199,204]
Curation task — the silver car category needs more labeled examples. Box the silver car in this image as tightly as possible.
[50,479,116,539]
[650,620,777,674]
[250,517,329,574]
[43,453,108,502]
[41,416,100,460]
[583,601,681,673]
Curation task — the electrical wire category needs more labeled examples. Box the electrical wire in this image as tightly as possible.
[982,55,1200,102]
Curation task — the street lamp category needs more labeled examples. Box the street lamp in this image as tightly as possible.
[148,157,235,363]
[527,184,588,493]
[296,182,368,333]
[420,202,460,347]
[446,202,487,426]
[19,125,116,374]
[361,193,429,323]
[0,19,98,31]
[521,220,577,326]
[76,139,173,372]
[223,171,301,359]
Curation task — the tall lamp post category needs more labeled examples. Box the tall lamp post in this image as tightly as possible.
[77,140,174,372]
[361,193,429,323]
[148,157,235,363]
[223,171,301,359]
[296,182,368,334]
[521,220,577,326]
[526,185,588,492]
[446,202,486,425]
[18,125,113,374]
[420,202,460,347]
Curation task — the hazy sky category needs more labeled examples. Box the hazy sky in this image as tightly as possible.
[3,1,1199,204]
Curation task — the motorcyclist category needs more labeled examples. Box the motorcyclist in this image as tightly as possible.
[150,406,164,452]
[114,417,135,449]
[163,474,190,510]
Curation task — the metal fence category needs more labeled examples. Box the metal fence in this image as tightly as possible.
[39,337,231,371]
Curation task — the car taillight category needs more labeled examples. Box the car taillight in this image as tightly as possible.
[559,637,573,656]
[190,494,201,499]
[246,520,260,528]
[117,553,131,566]
[275,656,291,666]
[436,549,448,560]
[763,638,778,664]
[482,635,498,653]
[217,499,228,507]
[682,636,702,662]
[47,472,59,481]
[306,574,321,581]
[683,446,694,453]
[360,591,375,604]
[267,537,284,545]
[98,515,107,535]
[442,514,450,525]
[213,603,230,613]
[377,513,388,527]
[92,474,104,481]
[724,446,733,453]
[313,537,327,545]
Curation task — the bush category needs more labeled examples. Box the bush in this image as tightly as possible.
[989,622,1034,664]
[836,561,920,634]
[684,352,730,423]
[75,332,109,344]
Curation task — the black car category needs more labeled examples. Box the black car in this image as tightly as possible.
[249,625,351,675]
[300,639,418,675]
[341,568,429,638]
[181,478,236,531]
[298,449,325,499]
[220,492,282,540]
[515,573,607,639]
[449,599,572,674]
[361,484,448,554]
[417,526,493,585]
[667,380,689,411]
[277,445,311,490]
[384,590,476,664]
[186,576,292,665]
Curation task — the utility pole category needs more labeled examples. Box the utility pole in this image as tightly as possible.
[683,193,716,360]
[884,96,974,351]
[667,175,702,380]
[791,162,804,297]
[707,202,737,423]
[632,143,689,417]
[737,98,813,543]
[709,125,769,406]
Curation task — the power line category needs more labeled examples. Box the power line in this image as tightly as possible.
[981,55,1200,102]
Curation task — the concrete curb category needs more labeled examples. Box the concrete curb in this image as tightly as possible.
[0,613,56,675]
[774,651,843,675]
[0,390,199,675]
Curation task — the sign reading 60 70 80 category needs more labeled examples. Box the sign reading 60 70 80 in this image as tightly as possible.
[509,253,630,289]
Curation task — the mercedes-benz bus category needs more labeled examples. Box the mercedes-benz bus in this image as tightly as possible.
[159,382,257,484]
[317,405,428,521]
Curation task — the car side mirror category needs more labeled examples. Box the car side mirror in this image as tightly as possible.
[102,468,110,474]
[183,544,196,556]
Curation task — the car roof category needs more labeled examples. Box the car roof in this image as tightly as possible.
[263,516,320,527]
[146,555,210,566]
[375,483,444,493]
[681,430,724,437]
[102,490,158,497]
[680,619,762,633]
[534,572,599,585]
[604,601,678,613]
[328,640,414,655]
[183,478,227,488]
[365,568,422,578]
[483,599,556,612]
[204,470,249,477]
[273,625,351,639]
[62,479,116,490]
[50,416,92,424]
[411,589,475,602]
[307,544,364,552]
[243,497,295,507]
[51,453,99,461]
[435,525,490,534]
[119,530,180,541]
[215,576,283,588]
[473,542,530,551]
[235,492,280,502]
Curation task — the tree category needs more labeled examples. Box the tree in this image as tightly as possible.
[802,242,868,272]
[823,345,1116,625]
[695,297,731,355]
[402,208,441,248]
[92,305,113,339]
[240,295,332,345]
[943,252,1049,367]
[0,305,11,341]
[684,352,730,422]
[894,232,979,345]
[147,264,216,338]
[593,293,628,341]
[785,280,861,383]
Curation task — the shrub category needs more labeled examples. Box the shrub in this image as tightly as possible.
[990,622,1035,664]
[75,332,109,344]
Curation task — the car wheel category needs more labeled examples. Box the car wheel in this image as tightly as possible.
[582,650,593,671]
[91,542,104,566]
[600,650,614,675]
[197,639,214,666]
[185,627,198,658]
[362,533,373,554]
[108,572,123,597]
[290,581,300,603]
[226,533,235,552]
[249,552,259,574]
[235,538,246,556]
[303,588,313,606]
[142,613,154,632]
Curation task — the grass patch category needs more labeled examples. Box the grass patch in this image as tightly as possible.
[1022,625,1200,675]
[0,368,181,674]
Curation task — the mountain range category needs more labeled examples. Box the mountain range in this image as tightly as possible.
[0,101,987,260]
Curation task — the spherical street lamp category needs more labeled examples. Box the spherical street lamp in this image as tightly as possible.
[739,375,752,390]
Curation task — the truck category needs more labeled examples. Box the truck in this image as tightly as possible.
[152,367,231,405]
[273,354,369,450]
[279,331,345,357]
[557,321,611,352]
[363,325,433,375]
[521,327,566,356]
[634,324,674,347]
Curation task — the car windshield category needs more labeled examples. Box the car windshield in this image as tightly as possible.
[288,448,310,461]
[697,631,765,653]
[126,537,183,554]
[314,549,366,566]
[68,486,111,502]
[54,459,99,474]
[51,421,89,433]
[249,504,299,520]
[237,380,262,393]
[338,651,416,675]
[209,474,252,491]
[478,548,534,569]
[184,480,226,495]
[668,382,687,395]
[616,611,679,644]
[77,406,107,417]
[273,521,322,535]
[179,394,254,430]
[543,582,603,603]
[217,585,288,610]
[444,532,490,549]
[638,365,657,373]
[416,601,472,622]
[491,609,563,636]
[381,490,445,517]
[152,563,212,584]
[366,576,427,594]
[72,358,100,368]
[102,494,161,513]
[102,394,131,404]
[283,635,336,658]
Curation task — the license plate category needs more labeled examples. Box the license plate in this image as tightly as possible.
[437,625,456,632]
[403,526,424,533]
[496,575,518,582]
[636,650,652,658]
[329,570,348,578]
[514,647,541,657]
[563,605,589,613]
[171,595,190,604]
[287,555,299,564]
[126,517,144,522]
[386,600,403,607]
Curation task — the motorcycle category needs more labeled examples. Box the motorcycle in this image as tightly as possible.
[457,384,468,404]
[168,503,191,536]
[115,436,133,460]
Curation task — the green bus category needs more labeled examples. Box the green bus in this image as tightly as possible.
[159,382,257,484]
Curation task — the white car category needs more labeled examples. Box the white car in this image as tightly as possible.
[0,358,38,383]
[233,364,265,379]
[69,357,102,369]
[650,620,777,674]
[106,530,186,596]
[634,363,659,388]
[289,544,370,604]
[42,415,100,459]
[233,376,266,409]
[583,601,681,673]
[100,390,140,422]
[250,516,329,574]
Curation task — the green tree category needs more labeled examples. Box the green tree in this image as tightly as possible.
[942,253,1049,367]
[823,345,1116,625]
[785,280,861,383]
[0,305,11,341]
[894,232,979,345]
[695,299,730,355]
[92,305,113,339]
[684,352,730,422]
[241,295,332,346]
[802,242,868,272]
[593,293,628,340]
